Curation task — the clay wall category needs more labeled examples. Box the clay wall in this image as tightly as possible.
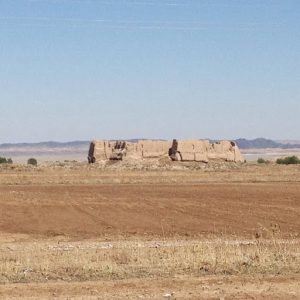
[88,139,244,163]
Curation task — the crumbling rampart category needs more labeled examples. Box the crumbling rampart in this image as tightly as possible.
[88,139,244,163]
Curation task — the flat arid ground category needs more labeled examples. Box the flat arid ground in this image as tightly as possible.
[0,162,299,299]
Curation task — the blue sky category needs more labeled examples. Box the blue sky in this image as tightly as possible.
[0,0,299,143]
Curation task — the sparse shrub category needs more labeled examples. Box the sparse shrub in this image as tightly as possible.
[257,158,269,164]
[0,157,13,164]
[276,156,300,165]
[27,158,38,166]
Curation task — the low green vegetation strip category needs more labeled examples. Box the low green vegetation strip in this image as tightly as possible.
[257,156,300,165]
[276,156,300,165]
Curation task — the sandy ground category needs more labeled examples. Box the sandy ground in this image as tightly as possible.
[1,275,299,299]
[0,163,299,299]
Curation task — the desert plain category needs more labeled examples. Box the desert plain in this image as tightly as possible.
[0,161,299,299]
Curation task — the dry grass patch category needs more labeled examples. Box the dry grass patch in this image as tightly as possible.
[1,238,299,284]
[1,163,300,186]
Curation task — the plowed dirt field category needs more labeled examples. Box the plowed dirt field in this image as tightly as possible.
[0,183,299,239]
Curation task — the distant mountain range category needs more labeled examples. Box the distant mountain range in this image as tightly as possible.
[0,138,300,151]
[234,138,300,149]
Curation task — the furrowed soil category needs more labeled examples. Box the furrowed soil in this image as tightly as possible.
[0,163,299,299]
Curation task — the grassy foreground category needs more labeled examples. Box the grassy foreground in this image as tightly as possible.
[1,236,299,284]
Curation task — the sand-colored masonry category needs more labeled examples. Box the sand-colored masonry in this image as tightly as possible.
[88,139,244,163]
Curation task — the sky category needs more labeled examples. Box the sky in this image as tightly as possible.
[0,0,299,143]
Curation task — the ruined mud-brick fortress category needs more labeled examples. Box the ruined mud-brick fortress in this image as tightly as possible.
[88,139,244,163]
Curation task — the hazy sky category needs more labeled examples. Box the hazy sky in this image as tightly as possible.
[0,0,299,143]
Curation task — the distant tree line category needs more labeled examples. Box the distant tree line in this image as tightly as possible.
[0,157,39,165]
[276,156,300,165]
[257,156,300,165]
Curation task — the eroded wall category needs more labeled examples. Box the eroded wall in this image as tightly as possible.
[88,139,244,163]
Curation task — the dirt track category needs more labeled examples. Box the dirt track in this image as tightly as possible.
[1,275,299,299]
[0,183,299,239]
